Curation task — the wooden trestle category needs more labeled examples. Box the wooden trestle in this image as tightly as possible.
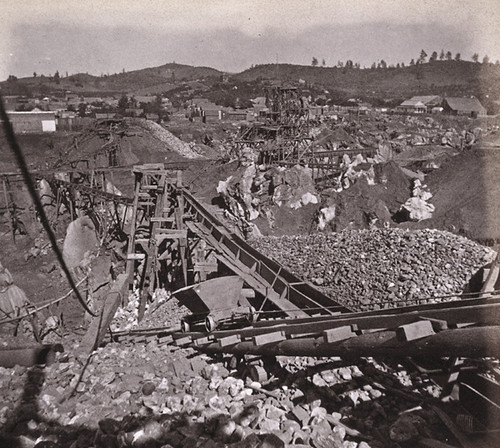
[124,164,350,322]
[125,164,188,320]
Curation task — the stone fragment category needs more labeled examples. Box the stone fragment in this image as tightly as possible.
[258,417,280,432]
[291,405,310,426]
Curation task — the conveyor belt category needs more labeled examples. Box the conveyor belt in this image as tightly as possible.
[181,188,352,318]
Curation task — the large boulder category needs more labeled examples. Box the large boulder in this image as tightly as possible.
[62,216,99,270]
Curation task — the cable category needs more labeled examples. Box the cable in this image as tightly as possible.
[0,96,95,316]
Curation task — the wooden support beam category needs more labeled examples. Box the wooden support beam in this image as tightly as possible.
[127,253,145,260]
[175,336,192,346]
[218,334,241,347]
[397,320,435,341]
[323,325,357,343]
[253,331,286,346]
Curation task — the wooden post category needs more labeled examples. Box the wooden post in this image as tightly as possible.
[2,178,15,241]
[125,171,142,288]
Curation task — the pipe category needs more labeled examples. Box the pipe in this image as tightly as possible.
[199,326,500,358]
[0,344,64,368]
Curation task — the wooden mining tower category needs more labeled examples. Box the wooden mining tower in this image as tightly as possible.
[235,86,312,164]
[234,86,377,186]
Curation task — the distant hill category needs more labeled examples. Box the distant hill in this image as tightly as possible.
[234,60,500,103]
[2,60,499,111]
[0,63,223,96]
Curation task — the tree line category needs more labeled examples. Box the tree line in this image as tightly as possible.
[311,49,499,69]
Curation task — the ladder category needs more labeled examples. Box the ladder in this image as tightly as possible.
[125,164,187,321]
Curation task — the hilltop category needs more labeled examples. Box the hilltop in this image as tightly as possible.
[1,63,223,96]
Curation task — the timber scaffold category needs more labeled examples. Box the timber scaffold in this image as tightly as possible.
[112,165,500,360]
[2,163,499,362]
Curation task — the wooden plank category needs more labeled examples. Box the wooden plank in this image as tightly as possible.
[482,255,499,294]
[175,336,192,346]
[150,216,175,222]
[218,334,241,347]
[441,357,464,401]
[397,320,435,341]
[419,316,449,331]
[157,335,173,345]
[253,331,286,346]
[323,325,357,343]
[193,336,213,346]
[127,253,145,260]
[155,229,188,239]
[78,273,128,354]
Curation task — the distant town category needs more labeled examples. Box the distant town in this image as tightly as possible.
[0,89,491,135]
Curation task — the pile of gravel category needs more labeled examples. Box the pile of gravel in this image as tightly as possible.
[252,228,496,310]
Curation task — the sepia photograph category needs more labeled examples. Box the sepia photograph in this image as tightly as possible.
[0,1,499,446]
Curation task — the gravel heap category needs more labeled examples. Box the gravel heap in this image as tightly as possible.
[137,120,204,159]
[251,228,496,310]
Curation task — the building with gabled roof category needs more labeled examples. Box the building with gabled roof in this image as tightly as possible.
[443,97,487,117]
[397,95,442,114]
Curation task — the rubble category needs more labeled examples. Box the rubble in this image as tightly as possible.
[217,163,319,227]
[398,179,435,222]
[1,107,499,447]
[0,337,456,448]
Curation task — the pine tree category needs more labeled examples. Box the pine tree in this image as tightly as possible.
[418,50,427,63]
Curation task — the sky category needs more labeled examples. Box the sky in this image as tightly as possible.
[1,0,499,80]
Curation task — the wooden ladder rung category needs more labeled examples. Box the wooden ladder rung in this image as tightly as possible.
[155,229,187,239]
[150,217,175,222]
[127,253,146,260]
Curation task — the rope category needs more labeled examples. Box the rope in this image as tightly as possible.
[0,96,95,316]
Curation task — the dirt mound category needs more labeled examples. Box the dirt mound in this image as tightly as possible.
[404,147,500,243]
[314,125,355,148]
[319,161,411,231]
[50,119,213,172]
